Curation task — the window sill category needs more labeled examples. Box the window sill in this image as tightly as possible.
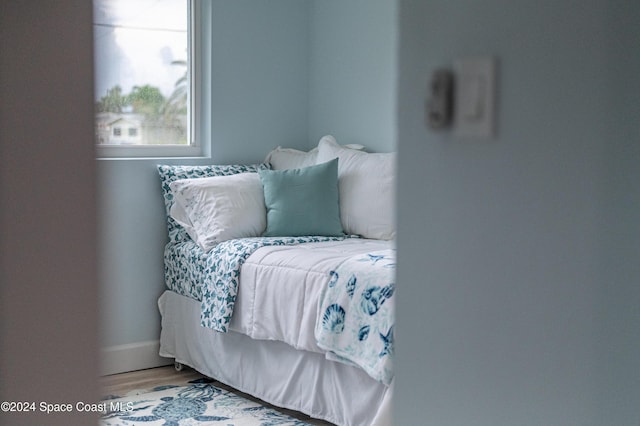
[96,144,203,160]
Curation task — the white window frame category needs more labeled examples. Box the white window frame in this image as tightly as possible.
[96,0,203,159]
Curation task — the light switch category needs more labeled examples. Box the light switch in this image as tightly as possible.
[453,57,497,138]
[460,75,485,119]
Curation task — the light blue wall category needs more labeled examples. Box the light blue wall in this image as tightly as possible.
[394,0,640,424]
[308,0,397,152]
[209,0,311,160]
[99,0,311,347]
[99,0,397,348]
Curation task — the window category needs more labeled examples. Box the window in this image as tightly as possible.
[93,0,198,157]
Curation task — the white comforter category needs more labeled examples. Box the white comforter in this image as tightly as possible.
[228,238,392,356]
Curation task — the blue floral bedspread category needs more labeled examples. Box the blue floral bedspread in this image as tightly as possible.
[199,236,346,332]
[314,249,396,385]
[164,240,213,302]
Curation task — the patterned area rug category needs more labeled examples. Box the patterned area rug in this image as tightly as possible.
[100,378,312,426]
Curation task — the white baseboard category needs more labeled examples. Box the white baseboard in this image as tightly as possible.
[101,340,172,376]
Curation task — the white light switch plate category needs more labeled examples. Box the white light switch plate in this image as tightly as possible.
[453,57,497,139]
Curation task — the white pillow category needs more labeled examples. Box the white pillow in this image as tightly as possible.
[265,146,319,170]
[265,142,365,170]
[316,135,396,240]
[169,173,266,251]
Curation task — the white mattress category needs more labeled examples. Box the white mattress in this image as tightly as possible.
[229,238,392,353]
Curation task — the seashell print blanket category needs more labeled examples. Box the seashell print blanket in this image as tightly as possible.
[315,249,396,385]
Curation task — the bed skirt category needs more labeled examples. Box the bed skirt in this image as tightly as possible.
[158,290,392,426]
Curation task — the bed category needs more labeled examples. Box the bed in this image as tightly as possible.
[157,136,396,426]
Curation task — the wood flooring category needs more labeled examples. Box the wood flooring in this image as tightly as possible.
[100,364,205,397]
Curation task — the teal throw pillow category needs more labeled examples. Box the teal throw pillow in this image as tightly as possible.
[259,158,344,237]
